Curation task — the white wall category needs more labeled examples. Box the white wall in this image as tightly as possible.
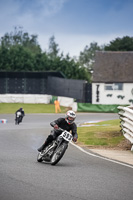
[0,94,78,111]
[0,94,52,104]
[92,83,133,105]
[58,96,77,111]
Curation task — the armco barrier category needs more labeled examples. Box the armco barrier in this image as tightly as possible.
[118,106,133,151]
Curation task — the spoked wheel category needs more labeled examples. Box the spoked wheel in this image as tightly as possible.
[51,143,68,165]
[37,152,43,162]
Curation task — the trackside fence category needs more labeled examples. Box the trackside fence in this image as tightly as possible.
[118,106,133,151]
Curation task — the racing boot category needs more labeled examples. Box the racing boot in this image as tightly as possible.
[37,135,54,152]
[37,143,47,152]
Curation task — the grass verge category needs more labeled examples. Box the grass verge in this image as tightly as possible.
[77,119,131,150]
[0,103,67,114]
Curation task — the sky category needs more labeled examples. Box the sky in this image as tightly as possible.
[0,0,133,57]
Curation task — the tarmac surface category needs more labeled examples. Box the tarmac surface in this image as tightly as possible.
[1,113,133,166]
[89,148,133,166]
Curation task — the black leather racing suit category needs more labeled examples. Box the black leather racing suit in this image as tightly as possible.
[38,118,78,152]
[15,109,25,122]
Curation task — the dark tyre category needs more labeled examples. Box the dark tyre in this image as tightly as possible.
[51,143,68,165]
[15,119,19,125]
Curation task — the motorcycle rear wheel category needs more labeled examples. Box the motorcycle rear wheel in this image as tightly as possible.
[51,143,68,165]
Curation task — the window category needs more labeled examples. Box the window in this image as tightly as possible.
[105,83,123,90]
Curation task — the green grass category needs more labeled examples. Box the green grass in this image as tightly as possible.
[0,103,67,114]
[77,119,125,147]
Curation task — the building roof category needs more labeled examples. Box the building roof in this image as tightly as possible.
[92,51,133,83]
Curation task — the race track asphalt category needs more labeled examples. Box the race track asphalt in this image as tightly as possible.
[0,113,133,200]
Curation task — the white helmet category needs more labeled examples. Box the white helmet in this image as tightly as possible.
[65,110,76,124]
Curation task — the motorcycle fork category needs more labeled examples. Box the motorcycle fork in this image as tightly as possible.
[56,139,68,150]
[56,138,63,148]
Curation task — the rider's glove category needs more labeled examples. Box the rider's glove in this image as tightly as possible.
[73,137,77,142]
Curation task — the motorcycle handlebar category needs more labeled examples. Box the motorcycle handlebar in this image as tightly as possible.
[54,127,65,132]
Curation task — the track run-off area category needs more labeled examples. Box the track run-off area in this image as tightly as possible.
[0,113,133,200]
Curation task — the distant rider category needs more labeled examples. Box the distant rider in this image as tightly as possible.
[37,110,78,152]
[15,108,25,123]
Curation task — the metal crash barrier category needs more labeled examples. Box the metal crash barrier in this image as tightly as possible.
[118,106,133,151]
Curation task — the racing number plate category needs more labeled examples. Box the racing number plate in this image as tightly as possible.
[61,131,73,142]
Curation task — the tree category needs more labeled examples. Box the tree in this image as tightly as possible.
[0,26,41,54]
[0,28,91,81]
[8,46,35,71]
[0,46,11,70]
[48,35,60,59]
[34,52,50,71]
[79,42,102,71]
[104,36,133,51]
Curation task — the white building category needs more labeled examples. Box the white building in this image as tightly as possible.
[92,51,133,105]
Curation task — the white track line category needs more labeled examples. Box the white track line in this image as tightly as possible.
[71,142,133,169]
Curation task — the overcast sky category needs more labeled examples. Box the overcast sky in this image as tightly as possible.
[0,0,133,57]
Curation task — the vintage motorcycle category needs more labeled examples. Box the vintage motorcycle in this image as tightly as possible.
[37,129,73,165]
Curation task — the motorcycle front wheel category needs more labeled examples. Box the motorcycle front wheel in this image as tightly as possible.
[51,142,68,165]
[15,118,19,125]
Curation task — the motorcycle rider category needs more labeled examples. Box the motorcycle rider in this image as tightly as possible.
[15,107,25,123]
[37,110,78,152]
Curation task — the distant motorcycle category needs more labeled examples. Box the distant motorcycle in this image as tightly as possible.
[37,128,73,165]
[15,112,23,125]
